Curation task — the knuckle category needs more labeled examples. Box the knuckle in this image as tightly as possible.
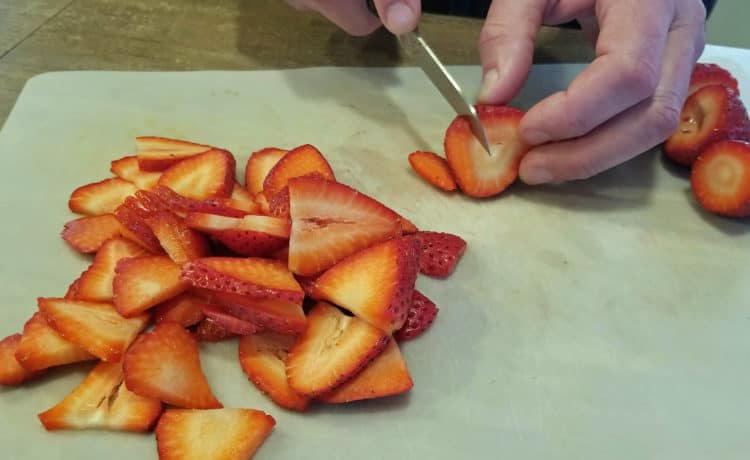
[648,90,684,139]
[616,53,660,98]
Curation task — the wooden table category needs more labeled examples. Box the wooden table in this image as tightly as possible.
[0,0,594,125]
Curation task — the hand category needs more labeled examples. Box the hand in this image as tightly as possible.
[285,0,421,36]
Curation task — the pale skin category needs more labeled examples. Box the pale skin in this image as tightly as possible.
[285,0,708,184]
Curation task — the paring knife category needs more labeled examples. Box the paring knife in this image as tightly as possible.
[365,0,492,156]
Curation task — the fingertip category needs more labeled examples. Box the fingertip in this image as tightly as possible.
[382,2,418,35]
[518,153,554,185]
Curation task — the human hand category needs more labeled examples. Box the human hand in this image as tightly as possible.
[284,0,421,36]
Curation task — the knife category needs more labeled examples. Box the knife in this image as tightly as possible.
[365,0,492,156]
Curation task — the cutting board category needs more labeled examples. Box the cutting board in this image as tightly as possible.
[0,44,748,460]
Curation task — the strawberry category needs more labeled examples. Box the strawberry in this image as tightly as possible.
[416,231,467,278]
[154,293,206,327]
[268,185,290,218]
[136,136,212,171]
[286,302,389,398]
[295,274,317,297]
[37,298,150,362]
[114,190,172,253]
[144,211,210,264]
[157,148,235,200]
[445,105,530,198]
[0,334,42,386]
[61,214,124,254]
[230,181,260,213]
[193,316,236,342]
[312,236,421,334]
[664,85,750,166]
[69,178,138,216]
[76,237,149,301]
[151,185,252,218]
[238,332,310,412]
[270,246,290,265]
[181,257,304,304]
[288,176,416,276]
[689,63,740,95]
[124,322,222,409]
[110,155,162,190]
[202,304,262,335]
[254,192,271,215]
[38,361,162,432]
[691,140,750,217]
[15,312,96,371]
[245,147,287,195]
[155,408,275,460]
[393,290,439,342]
[113,256,190,317]
[318,339,413,404]
[65,275,82,299]
[184,213,290,257]
[263,144,335,200]
[408,151,457,192]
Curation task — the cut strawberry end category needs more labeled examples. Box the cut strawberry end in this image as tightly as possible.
[691,140,750,217]
[393,290,439,342]
[408,151,457,192]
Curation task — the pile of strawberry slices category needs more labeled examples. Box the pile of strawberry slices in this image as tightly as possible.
[0,137,467,459]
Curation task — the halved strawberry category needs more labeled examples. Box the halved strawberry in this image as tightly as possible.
[155,408,275,460]
[37,298,150,362]
[202,304,261,336]
[157,149,235,200]
[154,293,206,327]
[691,140,750,217]
[268,186,291,218]
[185,213,290,257]
[417,231,467,278]
[114,190,172,253]
[38,361,162,432]
[286,302,389,397]
[238,332,309,412]
[144,211,210,264]
[408,151,457,192]
[62,214,124,254]
[76,237,149,301]
[312,236,421,334]
[245,147,288,195]
[15,312,96,372]
[110,156,162,190]
[445,105,530,198]
[288,176,415,276]
[124,322,222,409]
[136,136,213,171]
[69,178,138,216]
[0,334,42,386]
[151,185,252,218]
[664,85,750,166]
[193,316,236,342]
[113,256,190,317]
[689,63,740,95]
[262,144,335,200]
[319,339,413,403]
[393,290,439,342]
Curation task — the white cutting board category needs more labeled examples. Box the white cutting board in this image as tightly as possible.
[0,44,748,460]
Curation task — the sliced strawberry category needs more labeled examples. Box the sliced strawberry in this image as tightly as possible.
[270,246,290,265]
[263,144,335,200]
[136,136,212,171]
[230,181,259,213]
[113,256,189,317]
[151,185,252,218]
[312,236,421,334]
[417,231,467,278]
[144,211,210,264]
[114,190,172,253]
[38,361,162,432]
[157,149,235,200]
[65,275,82,299]
[185,213,289,257]
[245,147,288,195]
[239,332,310,412]
[124,322,222,409]
[689,63,740,95]
[664,85,750,166]
[408,151,457,192]
[15,312,95,371]
[154,293,206,327]
[181,257,304,304]
[193,316,236,342]
[295,274,317,297]
[110,155,162,190]
[155,408,275,460]
[77,237,149,302]
[286,302,389,397]
[37,298,150,362]
[69,178,138,216]
[319,339,413,403]
[202,304,261,335]
[691,140,750,217]
[268,185,291,218]
[62,214,124,254]
[288,176,415,276]
[0,334,42,385]
[393,290,439,342]
[445,105,529,198]
[254,192,271,215]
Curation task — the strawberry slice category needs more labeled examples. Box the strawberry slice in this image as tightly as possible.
[0,334,42,386]
[185,213,290,257]
[230,181,259,213]
[393,290,439,342]
[144,211,210,264]
[254,192,271,215]
[157,148,235,200]
[37,298,150,362]
[319,339,413,403]
[124,322,222,409]
[245,147,288,195]
[445,105,530,198]
[110,156,162,190]
[77,237,149,301]
[201,304,261,335]
[69,178,138,216]
[62,214,124,254]
[193,316,236,342]
[286,302,389,397]
[689,63,740,95]
[136,136,213,171]
[408,151,457,192]
[270,246,290,265]
[312,236,421,334]
[288,176,416,276]
[295,274,317,297]
[664,85,750,166]
[154,293,206,327]
[268,185,291,218]
[15,312,96,371]
[113,256,190,317]
[263,144,335,200]
[691,140,750,217]
[114,190,172,253]
[238,332,310,412]
[155,408,275,460]
[151,185,253,218]
[65,275,82,299]
[417,231,468,278]
[38,361,162,432]
[181,257,304,304]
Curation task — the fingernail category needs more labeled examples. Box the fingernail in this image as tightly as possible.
[385,2,415,34]
[523,128,551,145]
[478,69,499,102]
[521,166,554,185]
